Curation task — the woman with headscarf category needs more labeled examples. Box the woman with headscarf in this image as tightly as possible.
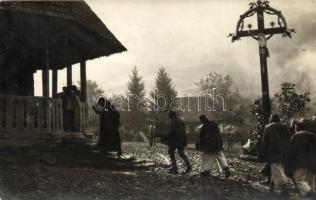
[196,115,230,177]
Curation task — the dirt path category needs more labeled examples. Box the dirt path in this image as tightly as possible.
[0,143,292,200]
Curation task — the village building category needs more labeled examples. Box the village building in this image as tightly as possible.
[0,1,126,145]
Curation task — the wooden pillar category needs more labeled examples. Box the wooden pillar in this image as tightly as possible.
[52,69,58,98]
[42,68,49,97]
[80,61,87,102]
[257,8,271,124]
[42,49,50,97]
[67,66,72,88]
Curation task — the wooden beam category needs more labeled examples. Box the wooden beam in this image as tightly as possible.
[42,69,49,97]
[80,61,87,102]
[52,69,58,98]
[42,49,50,97]
[236,27,287,38]
[257,9,271,124]
[236,30,259,38]
[67,66,72,88]
[264,27,287,35]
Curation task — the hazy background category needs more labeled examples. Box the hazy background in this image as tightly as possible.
[34,0,316,98]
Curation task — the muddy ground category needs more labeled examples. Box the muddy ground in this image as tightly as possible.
[0,142,300,200]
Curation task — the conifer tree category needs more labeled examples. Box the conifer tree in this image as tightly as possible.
[127,67,146,132]
[150,67,177,112]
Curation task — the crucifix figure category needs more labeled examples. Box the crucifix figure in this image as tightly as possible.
[229,0,295,124]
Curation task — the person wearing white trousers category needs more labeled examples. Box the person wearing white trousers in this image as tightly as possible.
[200,150,229,174]
[196,115,230,177]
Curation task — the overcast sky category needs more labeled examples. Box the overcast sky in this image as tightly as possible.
[34,0,316,98]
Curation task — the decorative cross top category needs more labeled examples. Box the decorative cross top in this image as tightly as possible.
[229,0,295,44]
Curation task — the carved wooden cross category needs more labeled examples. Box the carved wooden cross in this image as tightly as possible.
[229,0,295,124]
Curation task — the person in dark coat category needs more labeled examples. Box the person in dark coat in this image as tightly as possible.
[258,114,291,194]
[61,87,75,132]
[93,97,122,156]
[197,115,230,177]
[110,108,122,155]
[284,122,316,196]
[167,110,191,174]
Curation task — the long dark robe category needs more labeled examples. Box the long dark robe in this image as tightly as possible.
[94,103,121,152]
[62,88,75,131]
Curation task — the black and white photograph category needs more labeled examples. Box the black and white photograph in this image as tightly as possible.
[0,0,315,199]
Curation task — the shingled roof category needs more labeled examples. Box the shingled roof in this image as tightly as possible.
[0,0,126,69]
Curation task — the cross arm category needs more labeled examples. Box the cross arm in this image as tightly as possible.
[232,27,290,42]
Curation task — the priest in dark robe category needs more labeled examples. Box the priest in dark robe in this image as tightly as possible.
[93,97,122,156]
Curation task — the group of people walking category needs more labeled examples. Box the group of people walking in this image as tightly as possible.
[166,111,231,177]
[259,114,316,198]
[94,106,231,177]
[167,111,316,198]
[94,100,316,198]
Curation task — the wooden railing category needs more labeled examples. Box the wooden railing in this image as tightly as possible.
[73,96,89,132]
[0,95,63,138]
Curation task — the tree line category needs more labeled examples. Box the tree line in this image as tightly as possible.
[85,67,312,138]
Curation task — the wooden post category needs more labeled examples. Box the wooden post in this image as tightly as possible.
[52,69,58,98]
[67,66,72,88]
[80,61,87,102]
[257,8,271,124]
[42,49,50,97]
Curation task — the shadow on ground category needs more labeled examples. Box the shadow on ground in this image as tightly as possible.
[0,143,294,200]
